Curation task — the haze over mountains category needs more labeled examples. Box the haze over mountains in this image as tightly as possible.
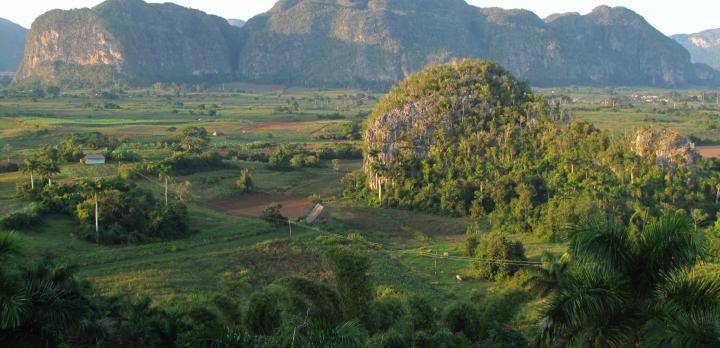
[0,18,27,72]
[8,0,720,88]
[674,29,720,70]
[227,19,245,28]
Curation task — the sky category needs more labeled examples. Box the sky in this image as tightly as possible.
[3,0,719,36]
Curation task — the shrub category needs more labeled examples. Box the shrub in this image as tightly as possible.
[0,203,43,231]
[244,288,283,336]
[260,203,287,226]
[369,295,405,333]
[471,233,527,280]
[118,164,141,180]
[405,295,435,331]
[442,302,483,341]
[236,169,254,193]
[322,247,373,323]
[162,151,228,175]
[108,148,141,162]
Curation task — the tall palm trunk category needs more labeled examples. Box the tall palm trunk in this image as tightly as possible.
[94,192,99,243]
[164,177,169,206]
[30,171,34,189]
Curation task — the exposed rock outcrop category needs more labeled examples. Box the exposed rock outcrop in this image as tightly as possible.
[14,0,241,87]
[634,127,698,171]
[674,29,720,70]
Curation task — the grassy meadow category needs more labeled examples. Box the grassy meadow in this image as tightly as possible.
[0,83,718,335]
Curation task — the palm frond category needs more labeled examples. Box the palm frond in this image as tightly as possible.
[656,270,720,312]
[0,272,27,329]
[540,268,631,346]
[0,232,22,259]
[643,306,720,348]
[636,214,702,284]
[569,218,633,273]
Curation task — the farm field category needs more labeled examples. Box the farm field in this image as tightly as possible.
[2,85,719,298]
[0,85,512,312]
[537,86,720,144]
[1,82,719,343]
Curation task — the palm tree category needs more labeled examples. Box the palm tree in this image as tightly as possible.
[22,159,40,190]
[190,320,367,348]
[524,252,569,298]
[81,179,104,243]
[0,232,24,329]
[158,166,171,207]
[2,144,12,164]
[296,320,368,348]
[1,259,90,347]
[39,161,61,187]
[539,214,720,347]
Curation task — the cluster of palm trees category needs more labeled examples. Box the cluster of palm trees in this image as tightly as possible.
[0,233,90,346]
[193,321,367,348]
[22,158,60,189]
[535,214,720,347]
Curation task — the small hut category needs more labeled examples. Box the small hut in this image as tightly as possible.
[306,204,329,224]
[81,154,106,165]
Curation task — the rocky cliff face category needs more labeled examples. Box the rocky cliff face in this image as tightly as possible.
[633,127,698,171]
[673,29,720,70]
[237,1,718,88]
[0,18,27,72]
[14,0,720,88]
[14,0,241,87]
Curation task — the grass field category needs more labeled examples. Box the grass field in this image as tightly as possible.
[1,84,717,316]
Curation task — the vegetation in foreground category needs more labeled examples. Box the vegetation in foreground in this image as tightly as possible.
[1,60,720,346]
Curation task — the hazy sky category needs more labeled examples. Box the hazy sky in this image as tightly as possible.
[4,0,718,35]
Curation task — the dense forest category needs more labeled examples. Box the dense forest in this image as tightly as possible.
[345,61,720,241]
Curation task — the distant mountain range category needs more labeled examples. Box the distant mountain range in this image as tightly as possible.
[227,19,245,28]
[0,18,27,72]
[11,0,720,88]
[674,29,720,70]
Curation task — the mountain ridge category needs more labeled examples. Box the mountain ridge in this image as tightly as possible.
[673,29,720,70]
[12,0,720,88]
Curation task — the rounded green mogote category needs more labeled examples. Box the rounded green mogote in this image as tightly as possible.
[364,60,542,189]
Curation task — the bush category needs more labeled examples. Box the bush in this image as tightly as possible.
[244,288,283,336]
[322,247,373,324]
[148,203,190,240]
[108,148,141,162]
[405,295,435,331]
[236,169,254,193]
[118,164,141,180]
[260,203,287,226]
[0,203,43,231]
[413,328,472,348]
[369,295,405,333]
[162,151,229,175]
[471,233,527,280]
[442,302,483,341]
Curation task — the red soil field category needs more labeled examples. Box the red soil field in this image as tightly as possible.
[697,146,720,159]
[203,194,312,219]
[250,120,305,132]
